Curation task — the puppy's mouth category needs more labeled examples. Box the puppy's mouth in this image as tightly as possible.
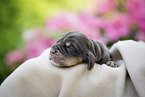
[49,48,82,67]
[49,54,63,60]
[49,48,66,66]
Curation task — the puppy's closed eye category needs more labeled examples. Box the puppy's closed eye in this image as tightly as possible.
[65,42,76,51]
[65,42,79,57]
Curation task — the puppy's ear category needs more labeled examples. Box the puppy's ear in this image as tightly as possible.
[87,51,95,70]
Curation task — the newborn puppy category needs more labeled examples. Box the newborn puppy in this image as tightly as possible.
[49,31,117,70]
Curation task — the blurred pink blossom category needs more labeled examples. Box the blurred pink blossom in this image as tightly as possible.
[45,12,102,41]
[76,13,102,40]
[23,29,43,42]
[26,38,55,59]
[99,14,130,42]
[126,0,145,31]
[45,12,80,31]
[5,50,24,65]
[78,13,98,29]
[95,0,117,14]
[135,30,145,41]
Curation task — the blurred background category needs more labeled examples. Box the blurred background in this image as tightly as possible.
[0,0,145,84]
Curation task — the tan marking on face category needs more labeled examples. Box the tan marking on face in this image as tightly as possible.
[65,42,71,47]
[65,57,82,66]
[51,57,82,67]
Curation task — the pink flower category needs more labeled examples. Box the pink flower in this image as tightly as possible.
[5,50,24,65]
[99,14,130,42]
[45,12,80,31]
[135,30,145,41]
[23,29,43,42]
[126,0,145,31]
[45,12,102,41]
[78,13,98,29]
[76,13,102,40]
[95,0,117,14]
[26,38,55,59]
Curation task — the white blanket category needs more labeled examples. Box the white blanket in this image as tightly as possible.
[0,40,145,97]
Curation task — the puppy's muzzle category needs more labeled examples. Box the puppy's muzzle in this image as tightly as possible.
[50,48,63,60]
[50,49,58,55]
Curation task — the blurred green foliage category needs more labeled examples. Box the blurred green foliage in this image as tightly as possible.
[0,0,89,84]
[0,0,22,83]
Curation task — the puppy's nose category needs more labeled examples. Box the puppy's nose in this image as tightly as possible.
[50,49,58,54]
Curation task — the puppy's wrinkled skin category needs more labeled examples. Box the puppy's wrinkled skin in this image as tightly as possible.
[49,31,115,70]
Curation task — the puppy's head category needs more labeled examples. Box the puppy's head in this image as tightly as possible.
[49,31,96,70]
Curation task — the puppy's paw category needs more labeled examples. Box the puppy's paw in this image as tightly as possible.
[106,61,119,68]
